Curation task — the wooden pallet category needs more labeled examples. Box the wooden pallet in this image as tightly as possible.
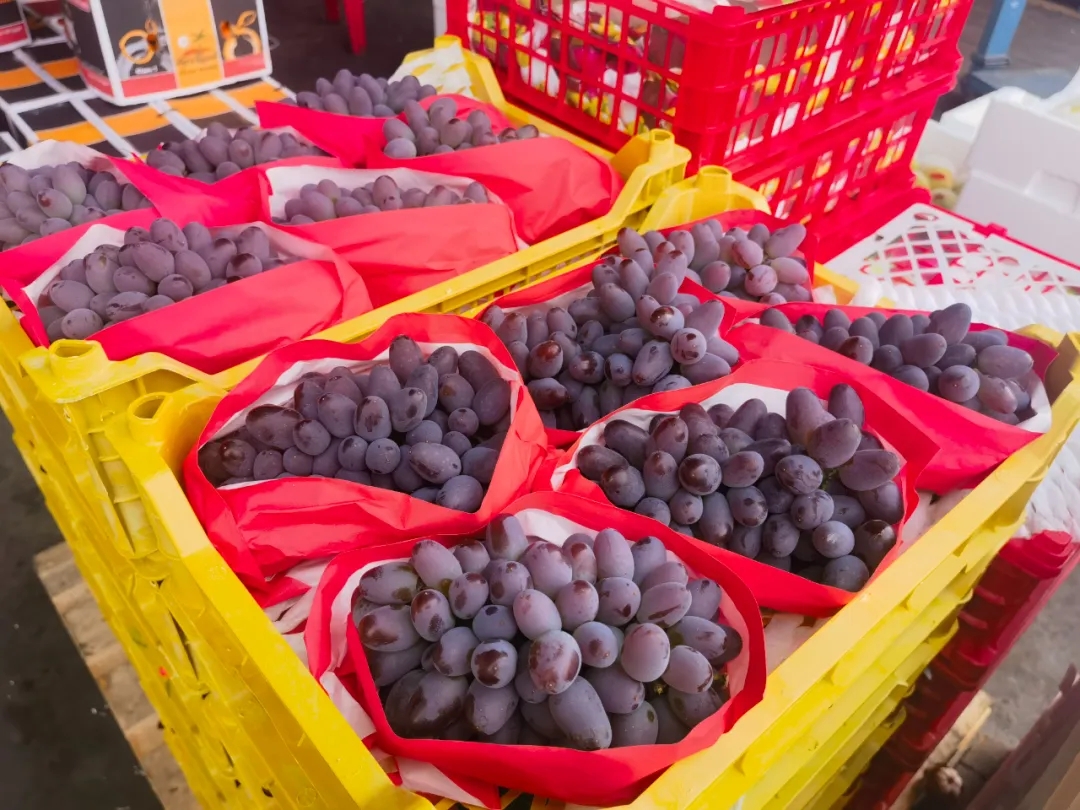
[35,543,201,810]
[890,691,994,810]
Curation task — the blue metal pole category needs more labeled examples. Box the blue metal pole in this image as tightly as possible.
[972,0,1027,67]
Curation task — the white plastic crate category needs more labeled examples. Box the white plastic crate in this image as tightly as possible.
[957,93,1080,266]
[825,202,1080,540]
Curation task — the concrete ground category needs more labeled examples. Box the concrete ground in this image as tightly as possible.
[0,0,1078,808]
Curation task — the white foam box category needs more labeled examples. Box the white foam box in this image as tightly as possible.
[62,0,272,105]
[957,97,1080,266]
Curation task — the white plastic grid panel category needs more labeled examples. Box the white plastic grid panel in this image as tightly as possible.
[823,203,1080,540]
[826,203,1080,300]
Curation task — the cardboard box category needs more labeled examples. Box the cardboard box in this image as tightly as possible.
[0,0,31,53]
[61,0,271,105]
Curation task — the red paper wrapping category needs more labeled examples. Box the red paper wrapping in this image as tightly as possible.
[255,165,522,308]
[182,314,550,595]
[0,213,373,375]
[115,151,348,226]
[257,96,623,244]
[723,302,1057,492]
[256,94,510,164]
[305,492,767,807]
[545,358,940,615]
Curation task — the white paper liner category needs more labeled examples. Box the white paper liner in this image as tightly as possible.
[4,140,128,182]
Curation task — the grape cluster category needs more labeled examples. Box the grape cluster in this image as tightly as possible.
[354,514,743,748]
[577,385,903,591]
[760,303,1037,424]
[482,228,743,431]
[0,162,151,249]
[38,219,294,341]
[290,70,437,117]
[273,175,490,226]
[694,221,811,303]
[198,336,514,513]
[147,123,321,183]
[381,96,539,159]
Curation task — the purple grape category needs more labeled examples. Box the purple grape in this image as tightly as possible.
[619,622,671,682]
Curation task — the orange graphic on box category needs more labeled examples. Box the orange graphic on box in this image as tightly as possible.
[119,18,160,66]
[219,10,261,60]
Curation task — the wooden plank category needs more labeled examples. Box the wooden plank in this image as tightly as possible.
[35,543,200,810]
[970,668,1080,810]
[890,691,994,810]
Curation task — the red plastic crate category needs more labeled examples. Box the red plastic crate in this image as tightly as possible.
[729,67,953,254]
[845,532,1080,810]
[448,0,971,171]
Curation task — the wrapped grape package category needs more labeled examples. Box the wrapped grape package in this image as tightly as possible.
[546,357,940,615]
[183,314,549,597]
[256,165,524,308]
[117,132,346,226]
[479,213,817,446]
[305,493,766,807]
[0,140,180,266]
[724,302,1057,492]
[2,215,372,375]
[258,94,624,243]
[257,93,508,168]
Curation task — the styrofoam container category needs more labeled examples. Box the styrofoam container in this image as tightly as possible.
[956,96,1080,265]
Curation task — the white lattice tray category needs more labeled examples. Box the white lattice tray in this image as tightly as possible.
[826,203,1080,304]
[822,202,1080,540]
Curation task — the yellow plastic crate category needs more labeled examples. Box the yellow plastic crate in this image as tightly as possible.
[22,325,1061,810]
[790,619,954,810]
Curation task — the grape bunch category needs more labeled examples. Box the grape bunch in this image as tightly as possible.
[198,336,514,513]
[759,303,1036,425]
[0,162,151,249]
[289,71,437,118]
[693,221,811,303]
[576,385,903,591]
[37,219,294,341]
[273,175,490,226]
[147,123,322,183]
[482,228,744,431]
[353,514,743,749]
[381,96,539,159]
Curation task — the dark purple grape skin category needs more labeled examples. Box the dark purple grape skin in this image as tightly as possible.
[790,490,834,530]
[548,677,612,750]
[857,481,904,523]
[596,577,642,626]
[828,384,864,427]
[838,450,901,492]
[822,556,870,591]
[775,455,824,495]
[838,336,874,364]
[726,486,767,527]
[585,664,645,715]
[245,405,302,450]
[600,464,645,508]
